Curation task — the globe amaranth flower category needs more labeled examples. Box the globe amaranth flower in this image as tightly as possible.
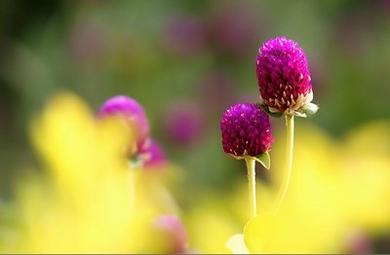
[256,36,318,117]
[220,103,273,159]
[98,95,149,150]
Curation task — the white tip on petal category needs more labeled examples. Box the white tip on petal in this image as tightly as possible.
[302,102,319,115]
[305,90,314,103]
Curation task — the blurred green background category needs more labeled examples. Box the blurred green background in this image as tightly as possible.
[0,0,389,208]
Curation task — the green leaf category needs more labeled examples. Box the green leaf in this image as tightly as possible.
[251,151,271,170]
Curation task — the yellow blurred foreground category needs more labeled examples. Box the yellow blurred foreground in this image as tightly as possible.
[0,92,388,253]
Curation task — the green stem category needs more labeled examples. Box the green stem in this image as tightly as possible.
[129,169,136,208]
[245,157,257,218]
[275,114,295,212]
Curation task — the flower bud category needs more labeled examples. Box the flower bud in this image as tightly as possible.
[256,36,316,116]
[220,103,273,158]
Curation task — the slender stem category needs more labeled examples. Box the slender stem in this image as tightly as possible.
[245,157,257,218]
[129,169,136,208]
[274,114,295,212]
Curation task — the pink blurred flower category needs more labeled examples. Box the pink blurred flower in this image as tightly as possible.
[162,14,207,56]
[140,139,167,169]
[154,214,188,254]
[164,101,204,146]
[208,3,260,57]
[345,230,372,255]
[98,95,149,151]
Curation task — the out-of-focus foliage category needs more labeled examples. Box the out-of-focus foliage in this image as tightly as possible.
[0,0,389,192]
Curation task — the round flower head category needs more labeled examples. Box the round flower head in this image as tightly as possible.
[98,95,149,149]
[256,36,317,116]
[220,103,273,158]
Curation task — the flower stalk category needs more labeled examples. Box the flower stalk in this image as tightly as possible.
[245,157,257,218]
[220,103,273,220]
[275,114,295,211]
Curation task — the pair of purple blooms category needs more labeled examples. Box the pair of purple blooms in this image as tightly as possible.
[221,36,318,161]
[220,36,318,217]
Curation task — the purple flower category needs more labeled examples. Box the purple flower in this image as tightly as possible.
[98,95,149,148]
[154,214,188,254]
[139,139,167,169]
[256,37,314,115]
[220,103,273,158]
[164,102,203,146]
[209,4,259,57]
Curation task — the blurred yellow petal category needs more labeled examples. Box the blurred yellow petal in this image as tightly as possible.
[8,92,169,252]
[244,122,390,253]
[226,233,248,254]
[185,199,238,253]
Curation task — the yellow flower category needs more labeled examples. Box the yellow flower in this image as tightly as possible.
[244,122,390,253]
[184,197,239,253]
[5,92,171,253]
